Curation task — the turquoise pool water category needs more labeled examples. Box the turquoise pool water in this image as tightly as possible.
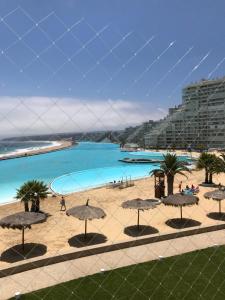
[0,142,190,204]
[51,164,159,194]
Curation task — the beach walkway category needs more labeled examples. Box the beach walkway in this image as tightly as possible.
[1,229,225,300]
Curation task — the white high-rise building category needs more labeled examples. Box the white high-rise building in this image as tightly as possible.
[144,77,225,149]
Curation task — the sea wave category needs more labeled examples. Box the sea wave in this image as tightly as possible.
[0,141,61,158]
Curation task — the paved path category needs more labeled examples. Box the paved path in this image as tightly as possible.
[1,229,225,300]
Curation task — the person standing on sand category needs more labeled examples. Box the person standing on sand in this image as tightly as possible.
[178,181,182,192]
[60,196,66,211]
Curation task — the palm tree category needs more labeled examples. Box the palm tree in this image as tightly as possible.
[196,152,213,184]
[196,153,223,184]
[171,144,176,152]
[16,185,32,212]
[16,180,49,212]
[196,144,205,152]
[208,156,224,184]
[219,153,225,171]
[156,153,191,195]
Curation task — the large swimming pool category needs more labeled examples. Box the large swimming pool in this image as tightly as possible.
[0,142,190,204]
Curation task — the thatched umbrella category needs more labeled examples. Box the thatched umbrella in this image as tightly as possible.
[204,190,225,213]
[122,198,158,229]
[66,199,106,238]
[162,194,199,220]
[0,212,47,250]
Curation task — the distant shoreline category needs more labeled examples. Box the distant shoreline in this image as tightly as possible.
[0,140,74,161]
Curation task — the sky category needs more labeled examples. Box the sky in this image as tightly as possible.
[0,0,225,137]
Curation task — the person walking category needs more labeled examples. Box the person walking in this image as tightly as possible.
[60,196,66,211]
[178,181,182,193]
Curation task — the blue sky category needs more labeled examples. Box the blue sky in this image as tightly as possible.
[0,0,225,136]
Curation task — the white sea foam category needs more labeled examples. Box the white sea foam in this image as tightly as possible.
[0,141,62,158]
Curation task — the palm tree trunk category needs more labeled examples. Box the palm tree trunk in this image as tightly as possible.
[209,173,213,184]
[205,169,209,184]
[31,196,40,212]
[36,196,40,212]
[167,175,174,195]
[24,201,29,212]
[31,200,35,212]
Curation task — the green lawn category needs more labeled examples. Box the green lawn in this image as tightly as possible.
[15,246,225,300]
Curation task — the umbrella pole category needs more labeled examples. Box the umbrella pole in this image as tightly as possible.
[84,219,87,238]
[22,227,25,251]
[137,209,140,230]
[180,206,183,220]
[219,201,221,214]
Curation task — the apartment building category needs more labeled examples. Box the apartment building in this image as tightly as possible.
[144,77,225,149]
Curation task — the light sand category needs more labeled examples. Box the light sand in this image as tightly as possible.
[0,140,73,160]
[0,168,225,270]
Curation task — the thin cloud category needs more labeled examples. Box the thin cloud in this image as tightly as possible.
[0,97,167,138]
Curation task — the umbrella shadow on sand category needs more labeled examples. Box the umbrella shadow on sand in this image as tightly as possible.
[68,233,107,248]
[124,225,159,237]
[207,212,225,221]
[165,218,201,229]
[0,243,47,263]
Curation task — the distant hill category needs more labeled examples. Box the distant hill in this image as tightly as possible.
[2,120,159,147]
[2,130,121,144]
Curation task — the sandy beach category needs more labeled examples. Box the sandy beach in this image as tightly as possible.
[0,140,73,160]
[0,167,225,270]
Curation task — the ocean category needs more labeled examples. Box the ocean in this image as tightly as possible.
[0,141,54,156]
